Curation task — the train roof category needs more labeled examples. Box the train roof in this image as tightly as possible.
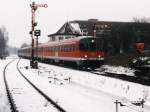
[39,36,96,47]
[20,36,102,49]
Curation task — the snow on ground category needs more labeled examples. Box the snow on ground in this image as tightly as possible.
[0,57,150,112]
[101,65,135,76]
[6,59,59,112]
[0,59,12,112]
[18,59,150,112]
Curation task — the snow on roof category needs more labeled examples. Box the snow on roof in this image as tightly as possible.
[70,22,82,34]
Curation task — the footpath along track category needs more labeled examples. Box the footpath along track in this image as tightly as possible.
[3,59,66,112]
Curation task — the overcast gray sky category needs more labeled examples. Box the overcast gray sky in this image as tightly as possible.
[0,0,149,47]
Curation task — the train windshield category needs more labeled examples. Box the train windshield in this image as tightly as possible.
[79,38,103,51]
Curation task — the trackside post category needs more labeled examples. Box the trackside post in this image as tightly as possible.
[29,2,47,69]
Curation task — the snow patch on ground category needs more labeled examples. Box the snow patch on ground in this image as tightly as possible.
[20,59,150,107]
[1,58,150,112]
[102,65,135,76]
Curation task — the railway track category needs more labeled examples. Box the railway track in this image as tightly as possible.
[3,59,66,112]
[3,59,18,112]
[18,59,150,112]
[16,59,66,112]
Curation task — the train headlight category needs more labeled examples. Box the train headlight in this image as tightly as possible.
[84,55,87,58]
[98,55,101,58]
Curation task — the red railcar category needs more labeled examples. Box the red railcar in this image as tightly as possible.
[18,36,104,69]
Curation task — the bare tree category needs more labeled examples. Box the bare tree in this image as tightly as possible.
[0,26,9,58]
[133,17,150,23]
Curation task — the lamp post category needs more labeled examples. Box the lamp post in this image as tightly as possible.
[29,2,47,68]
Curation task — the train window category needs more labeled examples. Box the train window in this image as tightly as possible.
[59,37,63,40]
[65,36,71,39]
[64,46,67,52]
[61,46,63,52]
[72,45,75,51]
[57,46,59,51]
[80,43,86,50]
[71,45,74,51]
[63,46,65,52]
[54,47,56,52]
[68,45,71,52]
[67,45,70,52]
[55,46,57,51]
[45,47,47,52]
[66,46,68,52]
[59,47,61,52]
[90,40,96,50]
[55,46,58,51]
[48,47,50,51]
[69,45,72,52]
[79,38,103,51]
[57,46,59,52]
[75,45,78,51]
[53,47,55,52]
[60,46,62,52]
[59,46,61,52]
[65,45,68,52]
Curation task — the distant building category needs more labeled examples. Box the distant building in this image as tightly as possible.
[48,19,150,54]
[48,19,112,41]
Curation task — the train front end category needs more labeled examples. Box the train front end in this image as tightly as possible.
[78,37,104,69]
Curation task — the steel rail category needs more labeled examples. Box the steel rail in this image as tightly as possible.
[16,59,66,112]
[3,59,19,112]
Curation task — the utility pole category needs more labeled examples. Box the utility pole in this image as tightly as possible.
[29,2,48,68]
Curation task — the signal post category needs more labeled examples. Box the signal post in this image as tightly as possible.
[30,2,47,68]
